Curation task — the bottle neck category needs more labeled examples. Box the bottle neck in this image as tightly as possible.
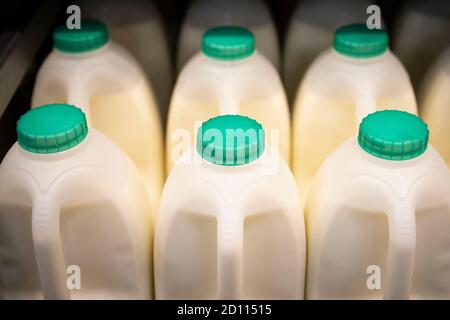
[200,51,257,67]
[18,133,90,162]
[53,42,110,59]
[356,139,428,169]
[331,47,389,64]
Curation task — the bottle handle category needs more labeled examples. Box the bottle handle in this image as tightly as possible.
[218,82,240,115]
[67,89,92,127]
[217,206,243,299]
[355,89,377,126]
[32,195,70,299]
[383,201,416,299]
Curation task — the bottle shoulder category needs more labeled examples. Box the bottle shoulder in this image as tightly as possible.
[0,130,133,196]
[305,49,408,78]
[165,148,297,197]
[161,148,300,220]
[174,52,284,96]
[299,49,414,100]
[37,43,145,83]
[313,139,450,201]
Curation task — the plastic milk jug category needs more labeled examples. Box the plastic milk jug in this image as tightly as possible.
[0,104,153,299]
[31,20,164,217]
[392,0,450,89]
[74,0,173,118]
[177,0,280,72]
[283,0,377,103]
[155,115,305,299]
[420,45,450,167]
[167,26,290,172]
[306,110,450,299]
[292,24,417,204]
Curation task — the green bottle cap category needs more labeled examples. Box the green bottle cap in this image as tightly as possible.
[358,110,429,161]
[333,24,388,58]
[197,115,265,166]
[53,19,108,53]
[202,26,255,61]
[17,104,88,154]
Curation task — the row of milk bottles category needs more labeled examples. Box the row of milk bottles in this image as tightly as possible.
[0,0,449,299]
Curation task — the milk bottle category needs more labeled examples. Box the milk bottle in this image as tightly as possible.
[306,110,450,299]
[167,26,290,172]
[74,0,173,120]
[32,20,163,217]
[177,0,279,72]
[292,24,417,204]
[156,115,305,299]
[392,0,450,89]
[0,104,153,299]
[420,45,450,167]
[283,0,377,103]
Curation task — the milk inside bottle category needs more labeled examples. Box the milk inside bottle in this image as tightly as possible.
[74,0,173,120]
[177,0,280,72]
[167,26,290,172]
[292,24,417,205]
[31,20,163,218]
[306,110,450,299]
[0,104,153,300]
[392,0,450,89]
[156,115,305,299]
[420,45,450,167]
[283,0,377,103]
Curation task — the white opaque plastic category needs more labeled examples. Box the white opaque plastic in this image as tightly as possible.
[0,130,153,299]
[167,51,290,172]
[31,41,163,220]
[155,148,305,299]
[392,0,450,89]
[74,0,173,118]
[283,0,375,103]
[306,138,450,299]
[177,0,280,72]
[292,49,417,205]
[421,45,450,167]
